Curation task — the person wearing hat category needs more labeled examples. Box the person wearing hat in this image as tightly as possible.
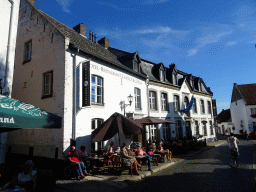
[135,144,152,171]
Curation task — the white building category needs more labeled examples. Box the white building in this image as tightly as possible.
[8,0,148,161]
[108,49,216,145]
[230,83,256,135]
[8,0,216,164]
[0,0,20,165]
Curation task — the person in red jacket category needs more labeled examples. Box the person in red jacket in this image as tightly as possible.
[68,146,89,178]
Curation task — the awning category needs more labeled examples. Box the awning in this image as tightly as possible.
[0,95,62,132]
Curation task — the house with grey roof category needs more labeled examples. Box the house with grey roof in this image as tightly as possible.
[8,0,148,160]
[230,83,256,135]
[108,47,216,144]
[8,0,216,163]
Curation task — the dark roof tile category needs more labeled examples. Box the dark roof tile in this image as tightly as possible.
[237,84,256,105]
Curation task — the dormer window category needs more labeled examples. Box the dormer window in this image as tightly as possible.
[198,82,202,92]
[172,73,177,85]
[160,70,165,82]
[133,61,139,72]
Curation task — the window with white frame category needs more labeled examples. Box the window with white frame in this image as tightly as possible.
[195,120,199,135]
[42,71,53,98]
[172,73,177,85]
[203,123,207,136]
[198,82,202,92]
[91,75,103,105]
[91,118,104,152]
[149,91,157,110]
[176,121,182,138]
[208,101,212,114]
[200,100,205,114]
[174,95,180,112]
[163,123,169,139]
[24,40,32,62]
[161,93,168,111]
[134,88,141,109]
[193,98,197,113]
[251,108,256,115]
[151,124,158,141]
[210,121,213,135]
[133,61,139,72]
[160,70,165,82]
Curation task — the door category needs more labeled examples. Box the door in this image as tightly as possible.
[185,121,192,138]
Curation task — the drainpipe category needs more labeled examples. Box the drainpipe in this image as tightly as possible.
[4,0,14,90]
[146,76,151,140]
[72,48,79,143]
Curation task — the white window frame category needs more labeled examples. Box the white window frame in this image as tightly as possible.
[161,93,168,111]
[91,118,104,152]
[176,121,182,138]
[42,71,53,98]
[200,100,205,114]
[172,73,177,85]
[149,91,157,110]
[193,98,197,113]
[251,108,256,115]
[91,75,103,105]
[207,101,212,114]
[24,40,32,61]
[163,123,169,139]
[134,88,141,110]
[174,95,180,112]
[195,120,199,135]
[151,124,158,141]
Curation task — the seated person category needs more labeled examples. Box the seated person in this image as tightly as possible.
[68,146,89,178]
[107,142,115,155]
[135,144,152,171]
[120,147,141,175]
[156,141,172,163]
[146,143,161,164]
[4,160,37,191]
[122,143,132,153]
[79,145,89,162]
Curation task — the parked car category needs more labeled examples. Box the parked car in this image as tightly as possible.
[249,131,256,139]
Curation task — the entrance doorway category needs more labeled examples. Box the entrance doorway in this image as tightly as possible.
[185,121,192,138]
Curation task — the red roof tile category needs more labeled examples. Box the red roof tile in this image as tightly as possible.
[237,84,256,105]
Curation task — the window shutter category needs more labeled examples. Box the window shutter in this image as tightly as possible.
[82,62,90,106]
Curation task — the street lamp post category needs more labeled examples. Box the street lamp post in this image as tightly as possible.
[124,94,133,116]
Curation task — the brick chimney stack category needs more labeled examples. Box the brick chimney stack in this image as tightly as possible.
[73,23,87,37]
[28,0,35,6]
[169,63,176,69]
[98,37,110,49]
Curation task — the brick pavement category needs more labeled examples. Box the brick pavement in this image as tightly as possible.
[55,139,227,192]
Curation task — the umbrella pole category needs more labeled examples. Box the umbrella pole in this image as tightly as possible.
[118,131,121,147]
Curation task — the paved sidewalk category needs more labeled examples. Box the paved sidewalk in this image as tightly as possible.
[55,139,227,192]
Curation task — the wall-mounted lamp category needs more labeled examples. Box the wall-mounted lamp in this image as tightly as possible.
[124,94,133,116]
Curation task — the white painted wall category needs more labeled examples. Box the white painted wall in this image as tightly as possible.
[0,0,20,165]
[147,79,215,142]
[230,99,248,135]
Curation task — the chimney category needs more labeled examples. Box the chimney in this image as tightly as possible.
[234,83,237,86]
[73,23,87,37]
[28,0,35,6]
[169,63,176,69]
[98,37,110,49]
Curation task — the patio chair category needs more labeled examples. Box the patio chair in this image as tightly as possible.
[112,155,122,174]
[120,157,133,176]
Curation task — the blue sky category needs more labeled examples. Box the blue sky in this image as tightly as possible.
[36,0,256,114]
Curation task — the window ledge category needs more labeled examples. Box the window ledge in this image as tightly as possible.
[135,108,142,111]
[41,94,53,99]
[91,103,105,107]
[22,59,32,64]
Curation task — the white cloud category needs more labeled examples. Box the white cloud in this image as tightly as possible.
[187,49,198,56]
[56,0,72,13]
[134,26,190,35]
[144,0,169,4]
[226,41,237,46]
[187,30,233,56]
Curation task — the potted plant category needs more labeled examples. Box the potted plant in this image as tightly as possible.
[250,114,256,118]
[239,129,243,135]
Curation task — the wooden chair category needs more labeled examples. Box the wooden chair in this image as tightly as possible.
[120,157,133,176]
[112,155,122,174]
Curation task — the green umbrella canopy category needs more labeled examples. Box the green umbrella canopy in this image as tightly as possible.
[0,95,62,132]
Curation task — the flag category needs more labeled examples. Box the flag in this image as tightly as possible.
[180,95,194,114]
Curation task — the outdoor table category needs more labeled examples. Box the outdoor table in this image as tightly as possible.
[87,156,105,173]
